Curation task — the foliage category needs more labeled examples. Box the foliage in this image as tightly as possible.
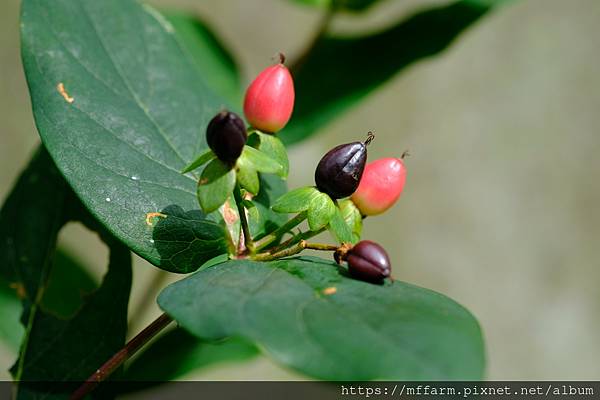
[0,0,514,394]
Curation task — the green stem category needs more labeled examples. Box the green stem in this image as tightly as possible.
[233,184,254,254]
[251,240,338,262]
[254,211,307,251]
[269,226,326,254]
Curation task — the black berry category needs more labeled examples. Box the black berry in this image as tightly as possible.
[206,111,247,165]
[314,136,371,199]
[346,240,391,284]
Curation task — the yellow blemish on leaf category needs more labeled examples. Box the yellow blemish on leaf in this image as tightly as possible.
[223,201,238,225]
[9,282,27,299]
[145,212,167,226]
[57,82,74,103]
[322,287,337,295]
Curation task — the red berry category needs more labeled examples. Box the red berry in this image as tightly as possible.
[351,157,406,216]
[346,240,391,284]
[243,55,295,133]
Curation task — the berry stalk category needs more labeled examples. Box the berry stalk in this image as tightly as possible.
[253,211,307,251]
[251,240,338,262]
[233,184,254,254]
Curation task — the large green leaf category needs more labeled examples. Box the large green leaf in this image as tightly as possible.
[0,249,96,356]
[20,0,236,273]
[0,148,132,398]
[0,148,69,298]
[158,257,485,380]
[123,328,258,383]
[12,240,132,399]
[0,148,71,355]
[283,0,503,144]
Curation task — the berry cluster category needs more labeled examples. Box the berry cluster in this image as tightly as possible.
[181,54,407,284]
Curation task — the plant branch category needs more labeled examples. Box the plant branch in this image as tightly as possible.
[70,312,173,400]
[254,211,307,251]
[269,226,327,253]
[251,240,338,262]
[233,184,254,254]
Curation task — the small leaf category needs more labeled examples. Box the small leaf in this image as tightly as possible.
[236,155,260,195]
[197,158,236,213]
[307,191,336,231]
[328,206,354,243]
[249,174,288,239]
[239,146,284,176]
[272,186,320,214]
[248,131,289,178]
[181,149,216,174]
[339,198,362,243]
[158,257,485,380]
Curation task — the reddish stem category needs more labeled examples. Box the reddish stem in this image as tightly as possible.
[70,313,173,400]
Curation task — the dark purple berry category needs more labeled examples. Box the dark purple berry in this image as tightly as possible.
[346,240,391,284]
[206,111,247,165]
[314,135,373,199]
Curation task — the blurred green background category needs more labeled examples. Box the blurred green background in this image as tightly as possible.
[1,0,599,381]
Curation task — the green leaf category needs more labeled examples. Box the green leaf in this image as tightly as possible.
[13,240,132,398]
[0,147,69,298]
[283,1,503,144]
[272,186,320,213]
[181,149,215,174]
[0,148,132,396]
[123,328,258,383]
[249,175,288,239]
[235,155,260,195]
[239,146,284,177]
[0,249,96,355]
[197,158,236,214]
[150,205,233,274]
[328,206,354,243]
[307,191,336,231]
[158,257,485,380]
[163,12,242,106]
[338,198,362,243]
[20,0,238,273]
[0,277,25,354]
[40,249,98,319]
[248,131,289,179]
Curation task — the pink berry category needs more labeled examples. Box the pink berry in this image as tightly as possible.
[243,55,295,133]
[351,157,406,216]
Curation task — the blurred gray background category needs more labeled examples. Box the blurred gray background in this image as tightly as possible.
[1,0,599,380]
